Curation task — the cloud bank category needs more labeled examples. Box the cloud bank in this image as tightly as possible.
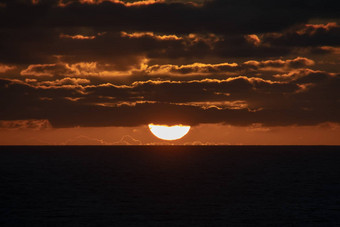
[0,0,339,129]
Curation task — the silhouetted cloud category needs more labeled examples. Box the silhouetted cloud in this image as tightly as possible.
[0,0,338,65]
[18,57,316,80]
[1,66,339,127]
[0,119,52,130]
[264,23,340,47]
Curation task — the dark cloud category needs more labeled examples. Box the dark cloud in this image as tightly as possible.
[1,0,338,33]
[0,20,338,67]
[264,23,340,47]
[1,68,339,127]
[20,63,76,77]
[17,57,316,81]
[0,23,336,69]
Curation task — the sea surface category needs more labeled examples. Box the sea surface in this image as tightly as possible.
[0,146,339,226]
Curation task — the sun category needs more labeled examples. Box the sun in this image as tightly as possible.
[148,124,191,141]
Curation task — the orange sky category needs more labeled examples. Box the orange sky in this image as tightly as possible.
[0,122,339,145]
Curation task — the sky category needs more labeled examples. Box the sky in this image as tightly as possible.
[0,0,339,145]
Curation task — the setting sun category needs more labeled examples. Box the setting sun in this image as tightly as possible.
[148,124,191,141]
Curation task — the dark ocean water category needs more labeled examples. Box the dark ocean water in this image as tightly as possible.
[0,146,339,226]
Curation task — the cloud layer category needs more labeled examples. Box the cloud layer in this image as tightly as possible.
[0,0,339,129]
[1,66,339,127]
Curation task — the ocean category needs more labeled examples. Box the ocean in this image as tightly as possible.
[0,146,339,226]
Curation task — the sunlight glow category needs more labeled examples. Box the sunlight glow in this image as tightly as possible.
[148,124,191,141]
